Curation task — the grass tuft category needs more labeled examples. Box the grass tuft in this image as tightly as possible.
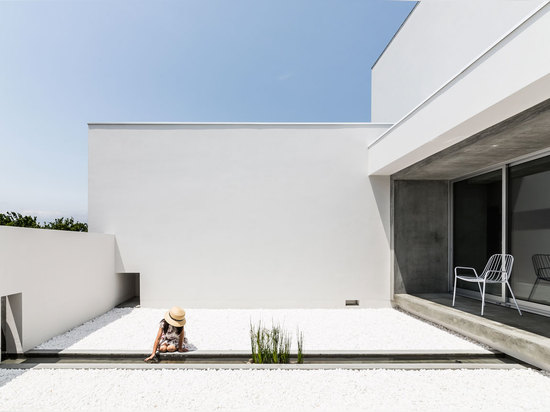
[250,320,297,364]
[297,328,304,364]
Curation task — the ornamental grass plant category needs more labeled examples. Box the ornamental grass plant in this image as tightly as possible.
[250,321,303,364]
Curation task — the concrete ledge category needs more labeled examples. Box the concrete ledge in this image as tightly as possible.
[394,294,550,370]
[24,348,494,358]
[0,362,527,371]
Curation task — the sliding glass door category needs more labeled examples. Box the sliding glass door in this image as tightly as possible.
[453,170,503,298]
[509,156,550,306]
[452,153,550,314]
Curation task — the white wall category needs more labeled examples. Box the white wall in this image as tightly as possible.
[371,0,545,123]
[369,2,550,175]
[89,123,392,308]
[0,227,130,351]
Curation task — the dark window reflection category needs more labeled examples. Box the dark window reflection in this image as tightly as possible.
[453,170,502,296]
[509,156,550,304]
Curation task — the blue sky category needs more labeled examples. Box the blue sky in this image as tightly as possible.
[0,0,415,222]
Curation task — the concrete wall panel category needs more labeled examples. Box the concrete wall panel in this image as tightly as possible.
[393,180,449,294]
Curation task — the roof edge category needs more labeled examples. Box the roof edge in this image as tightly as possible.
[368,0,550,150]
[88,122,394,127]
[371,2,419,71]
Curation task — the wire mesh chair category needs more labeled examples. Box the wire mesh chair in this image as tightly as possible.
[452,254,522,316]
[529,254,550,301]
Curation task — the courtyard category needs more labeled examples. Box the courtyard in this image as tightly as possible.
[2,307,550,411]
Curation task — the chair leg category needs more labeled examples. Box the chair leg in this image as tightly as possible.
[481,282,486,316]
[527,278,540,301]
[452,275,458,307]
[506,281,522,316]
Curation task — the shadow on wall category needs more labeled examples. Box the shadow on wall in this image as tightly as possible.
[369,175,391,244]
[115,239,125,273]
[1,293,23,356]
[116,273,140,306]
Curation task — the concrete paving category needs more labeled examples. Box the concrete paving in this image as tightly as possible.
[417,292,550,338]
[394,293,550,370]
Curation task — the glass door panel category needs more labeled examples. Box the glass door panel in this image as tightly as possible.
[509,155,550,305]
[453,170,502,297]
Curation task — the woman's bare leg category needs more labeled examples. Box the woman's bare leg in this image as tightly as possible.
[159,344,168,353]
[167,344,176,352]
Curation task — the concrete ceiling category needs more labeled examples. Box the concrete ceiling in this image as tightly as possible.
[393,98,550,180]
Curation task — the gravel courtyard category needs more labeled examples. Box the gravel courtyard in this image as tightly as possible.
[5,308,546,411]
[1,368,549,411]
[36,307,484,351]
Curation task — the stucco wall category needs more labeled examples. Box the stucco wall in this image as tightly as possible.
[89,123,392,308]
[371,0,545,123]
[0,226,131,351]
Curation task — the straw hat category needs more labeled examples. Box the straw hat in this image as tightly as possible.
[164,306,186,327]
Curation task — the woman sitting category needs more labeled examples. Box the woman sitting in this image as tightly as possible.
[145,306,189,362]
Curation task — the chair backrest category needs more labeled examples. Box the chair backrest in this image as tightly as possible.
[482,254,514,282]
[532,254,550,281]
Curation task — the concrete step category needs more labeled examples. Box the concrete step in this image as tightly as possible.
[394,293,550,370]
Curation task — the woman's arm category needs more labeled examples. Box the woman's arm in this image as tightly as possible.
[144,326,163,361]
[178,326,186,352]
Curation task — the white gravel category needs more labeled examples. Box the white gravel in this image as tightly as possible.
[36,308,484,351]
[1,368,549,411]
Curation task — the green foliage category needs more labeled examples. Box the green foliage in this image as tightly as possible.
[249,321,298,364]
[0,212,40,228]
[42,217,88,232]
[297,329,304,364]
[0,212,88,232]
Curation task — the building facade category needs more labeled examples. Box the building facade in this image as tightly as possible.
[88,1,550,314]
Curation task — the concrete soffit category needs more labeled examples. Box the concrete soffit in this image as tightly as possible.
[393,97,550,180]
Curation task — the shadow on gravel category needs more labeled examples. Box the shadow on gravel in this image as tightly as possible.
[0,369,26,389]
[33,308,133,350]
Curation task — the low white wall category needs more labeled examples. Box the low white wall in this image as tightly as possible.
[89,123,392,308]
[371,0,545,123]
[0,226,129,351]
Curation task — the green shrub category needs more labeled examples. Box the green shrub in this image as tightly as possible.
[0,212,40,228]
[0,212,87,232]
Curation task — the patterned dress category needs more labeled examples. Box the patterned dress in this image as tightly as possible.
[159,319,194,350]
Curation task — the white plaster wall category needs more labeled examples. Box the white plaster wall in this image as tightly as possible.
[371,0,545,123]
[369,2,550,175]
[0,227,129,351]
[89,123,392,308]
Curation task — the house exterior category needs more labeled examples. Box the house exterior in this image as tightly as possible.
[89,0,550,313]
[3,1,550,353]
[371,0,550,315]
